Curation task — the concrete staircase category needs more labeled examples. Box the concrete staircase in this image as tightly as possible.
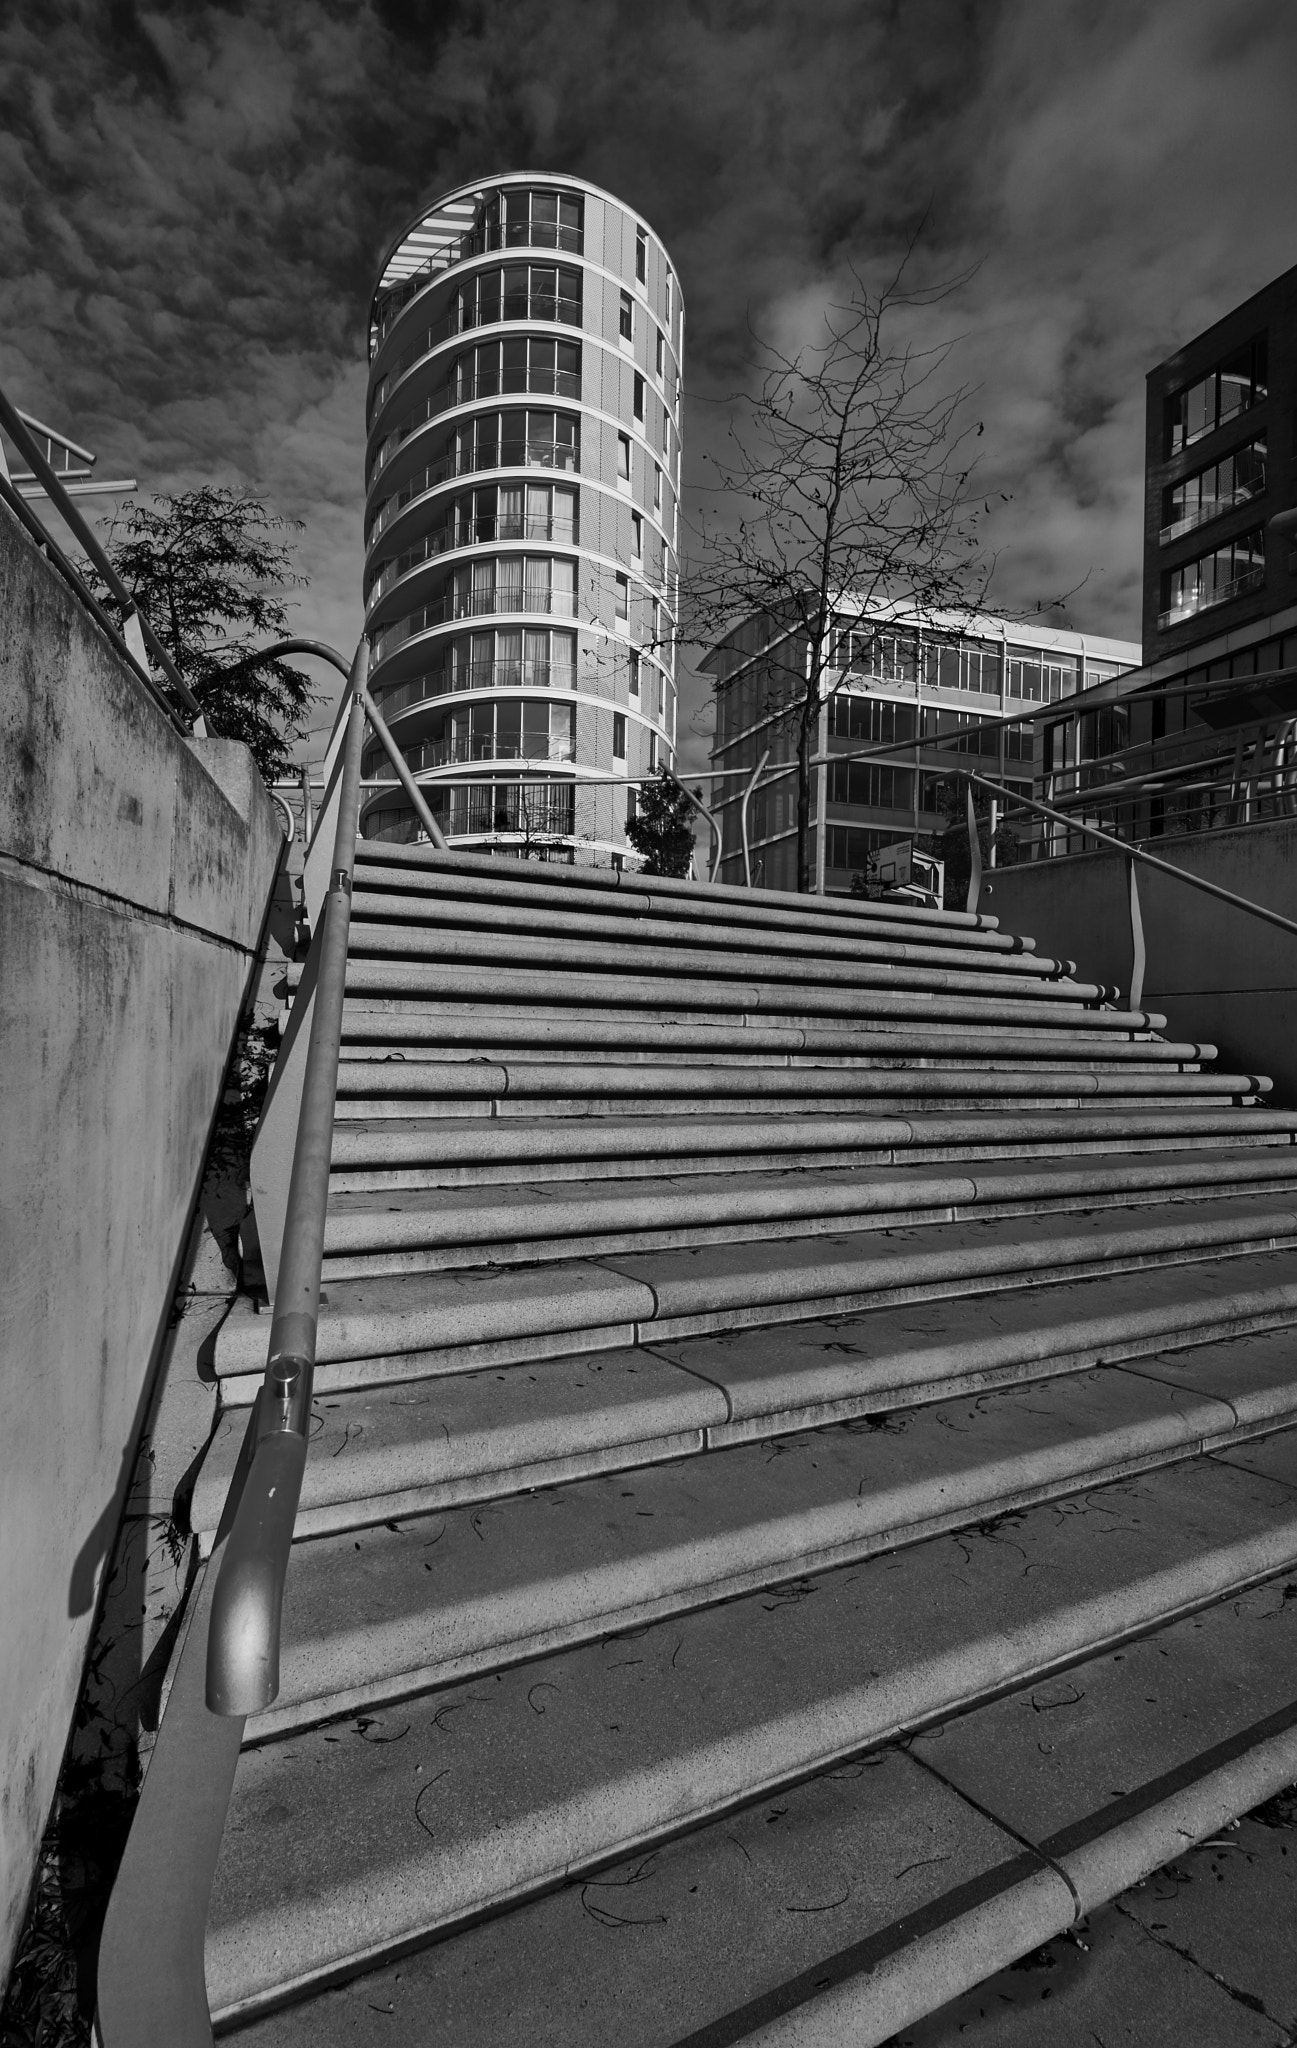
[190,849,1297,2043]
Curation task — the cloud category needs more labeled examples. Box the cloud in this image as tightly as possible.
[1,0,1294,771]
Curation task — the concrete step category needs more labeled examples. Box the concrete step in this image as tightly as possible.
[352,841,997,936]
[192,1253,1297,1542]
[340,918,1101,1004]
[337,1006,1206,1065]
[316,1150,1297,1277]
[324,1107,1297,1193]
[331,1056,1265,1110]
[333,1091,1251,1124]
[205,1410,1297,2027]
[347,888,1065,978]
[214,1197,1297,1398]
[307,959,1149,1032]
[219,1320,1297,1741]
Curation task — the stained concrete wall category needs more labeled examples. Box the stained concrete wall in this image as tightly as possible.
[985,820,1297,1102]
[0,501,283,1986]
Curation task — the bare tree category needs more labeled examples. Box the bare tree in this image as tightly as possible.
[682,260,989,893]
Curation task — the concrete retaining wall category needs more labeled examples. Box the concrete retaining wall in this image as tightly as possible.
[985,822,1297,1101]
[0,502,283,1985]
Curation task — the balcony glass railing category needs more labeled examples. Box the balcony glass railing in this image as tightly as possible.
[1159,488,1264,546]
[367,515,578,607]
[373,290,584,388]
[369,368,583,485]
[363,733,576,780]
[372,588,578,662]
[1157,565,1265,631]
[373,660,578,718]
[368,440,580,545]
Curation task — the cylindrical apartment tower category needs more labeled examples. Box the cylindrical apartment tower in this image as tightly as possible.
[361,174,683,863]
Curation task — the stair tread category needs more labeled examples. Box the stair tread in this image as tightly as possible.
[332,1055,1258,1099]
[324,959,1150,1029]
[215,1194,1297,1378]
[346,888,1057,971]
[317,1150,1297,1276]
[193,1255,1297,1542]
[206,1428,1297,2025]
[241,1331,1297,1734]
[352,842,995,930]
[328,1104,1297,1164]
[338,1007,1201,1060]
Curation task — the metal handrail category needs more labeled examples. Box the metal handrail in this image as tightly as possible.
[205,638,369,1715]
[960,767,1297,943]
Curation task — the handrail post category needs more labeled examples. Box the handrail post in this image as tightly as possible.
[207,637,368,1717]
[1127,854,1146,1013]
[663,769,723,883]
[739,747,771,888]
[965,778,983,915]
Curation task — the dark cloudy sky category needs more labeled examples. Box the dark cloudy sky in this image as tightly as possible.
[3,0,1296,771]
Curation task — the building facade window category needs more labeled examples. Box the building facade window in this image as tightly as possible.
[449,554,577,620]
[828,694,916,743]
[452,408,580,476]
[612,711,627,758]
[635,228,647,282]
[619,290,634,341]
[836,626,919,683]
[426,696,577,765]
[453,336,581,403]
[631,510,642,558]
[1165,335,1267,455]
[653,462,662,510]
[470,186,584,254]
[452,264,583,333]
[825,823,895,873]
[628,649,640,698]
[828,760,911,809]
[1161,439,1267,543]
[633,372,645,420]
[655,328,664,378]
[617,432,631,484]
[1159,528,1266,629]
[443,626,578,693]
[614,572,629,621]
[1004,646,1080,702]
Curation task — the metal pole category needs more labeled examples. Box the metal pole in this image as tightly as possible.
[1127,856,1146,1012]
[965,779,983,915]
[739,747,771,888]
[358,680,450,849]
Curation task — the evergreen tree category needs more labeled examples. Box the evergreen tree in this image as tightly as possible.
[625,767,697,877]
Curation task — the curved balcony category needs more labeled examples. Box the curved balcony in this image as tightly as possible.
[372,193,585,355]
[369,366,582,488]
[372,585,578,667]
[363,732,577,781]
[371,284,584,410]
[368,434,580,550]
[367,512,579,610]
[372,659,578,724]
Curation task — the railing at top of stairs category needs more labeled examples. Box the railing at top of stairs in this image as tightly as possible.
[959,767,1297,1013]
[0,379,205,736]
